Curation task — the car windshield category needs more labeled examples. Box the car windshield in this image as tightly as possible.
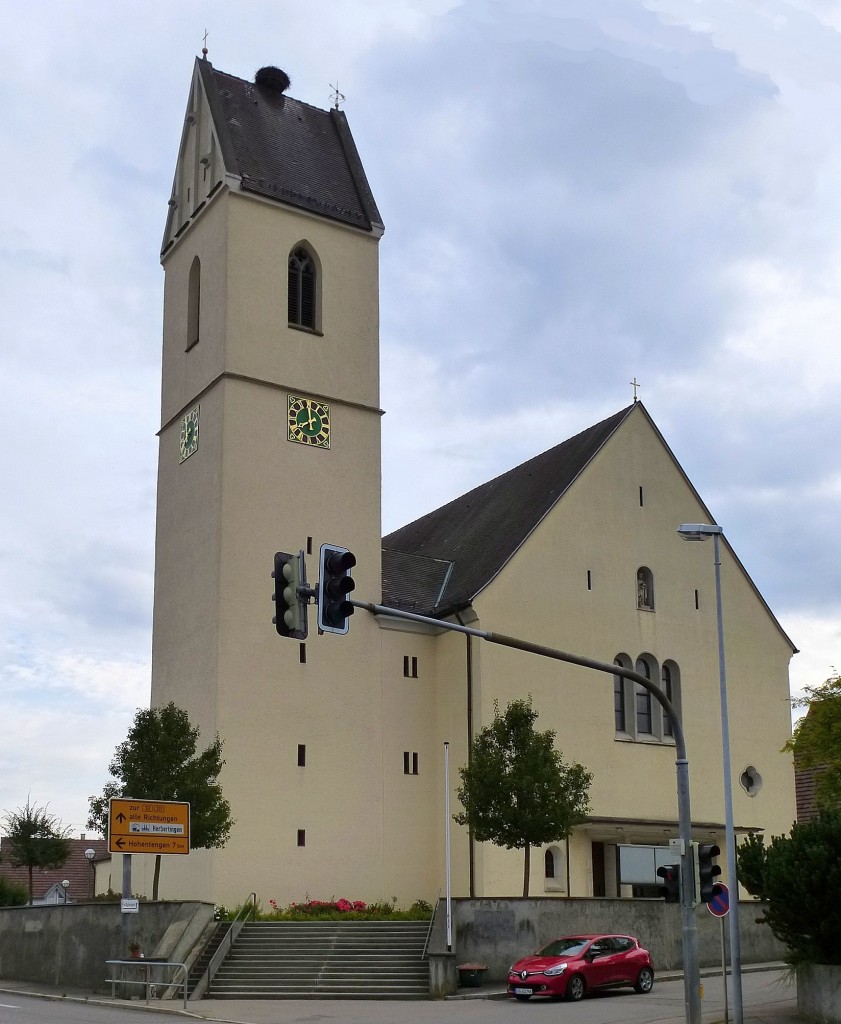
[538,938,589,958]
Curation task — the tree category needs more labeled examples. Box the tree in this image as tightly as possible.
[454,698,592,896]
[1,798,71,904]
[736,812,841,964]
[88,703,234,900]
[785,673,841,811]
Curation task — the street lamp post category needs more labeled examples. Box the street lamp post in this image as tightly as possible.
[678,522,743,1024]
[61,879,70,905]
[84,847,96,899]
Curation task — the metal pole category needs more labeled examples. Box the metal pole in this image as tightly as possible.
[351,599,703,1024]
[444,741,453,951]
[121,854,132,961]
[721,914,729,1024]
[713,532,743,1024]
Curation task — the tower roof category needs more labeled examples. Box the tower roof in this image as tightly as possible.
[163,59,382,251]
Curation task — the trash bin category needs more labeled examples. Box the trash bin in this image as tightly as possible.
[456,963,487,988]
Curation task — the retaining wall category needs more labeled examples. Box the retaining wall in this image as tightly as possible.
[0,901,214,993]
[447,897,786,980]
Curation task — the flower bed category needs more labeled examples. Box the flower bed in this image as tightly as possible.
[217,896,433,921]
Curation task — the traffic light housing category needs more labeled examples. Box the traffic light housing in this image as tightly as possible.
[272,550,308,639]
[695,842,721,903]
[657,863,681,903]
[317,544,356,634]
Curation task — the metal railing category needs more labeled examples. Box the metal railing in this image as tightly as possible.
[105,959,188,1009]
[205,892,258,994]
[421,891,441,960]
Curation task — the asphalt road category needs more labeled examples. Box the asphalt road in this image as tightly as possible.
[0,970,797,1024]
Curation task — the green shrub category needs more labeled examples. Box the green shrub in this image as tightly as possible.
[0,876,28,907]
[737,811,841,965]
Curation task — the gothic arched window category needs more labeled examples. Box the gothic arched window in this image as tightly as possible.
[288,246,316,329]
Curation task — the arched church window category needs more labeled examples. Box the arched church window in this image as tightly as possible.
[187,256,201,350]
[613,655,631,733]
[662,663,677,737]
[288,246,316,329]
[635,658,653,735]
[544,848,555,879]
[637,567,654,610]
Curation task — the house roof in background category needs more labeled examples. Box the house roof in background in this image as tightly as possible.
[0,836,108,901]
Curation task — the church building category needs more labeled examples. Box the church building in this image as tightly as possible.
[138,56,797,908]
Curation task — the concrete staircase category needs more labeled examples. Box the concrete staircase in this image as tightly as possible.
[209,920,430,999]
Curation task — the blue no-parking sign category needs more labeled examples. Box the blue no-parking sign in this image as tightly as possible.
[708,881,730,917]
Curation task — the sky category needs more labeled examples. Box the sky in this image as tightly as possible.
[1,0,840,836]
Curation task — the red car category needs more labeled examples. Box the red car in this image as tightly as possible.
[507,933,654,1002]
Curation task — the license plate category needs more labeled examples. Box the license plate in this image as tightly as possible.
[514,987,533,995]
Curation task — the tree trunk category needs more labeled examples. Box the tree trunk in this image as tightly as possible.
[152,855,162,901]
[523,842,531,897]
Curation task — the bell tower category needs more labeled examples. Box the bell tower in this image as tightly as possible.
[149,58,386,904]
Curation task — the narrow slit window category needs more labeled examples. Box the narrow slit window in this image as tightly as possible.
[695,589,700,610]
[403,656,418,678]
[639,486,645,507]
[187,256,201,350]
[297,744,306,767]
[587,570,592,591]
[297,829,306,847]
[299,643,307,664]
[403,751,410,774]
[412,752,419,775]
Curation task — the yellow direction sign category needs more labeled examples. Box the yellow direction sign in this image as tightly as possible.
[108,798,190,856]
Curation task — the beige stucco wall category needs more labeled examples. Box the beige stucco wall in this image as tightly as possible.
[151,177,393,908]
[458,406,795,898]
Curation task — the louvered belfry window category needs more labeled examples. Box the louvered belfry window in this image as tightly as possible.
[288,247,315,329]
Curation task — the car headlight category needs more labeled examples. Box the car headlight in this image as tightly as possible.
[544,963,568,977]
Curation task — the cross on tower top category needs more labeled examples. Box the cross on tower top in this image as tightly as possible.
[631,377,642,402]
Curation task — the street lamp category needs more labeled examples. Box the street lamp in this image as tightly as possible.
[84,848,96,899]
[677,522,743,1024]
[61,879,70,905]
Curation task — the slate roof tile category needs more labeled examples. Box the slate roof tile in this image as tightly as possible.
[199,61,383,231]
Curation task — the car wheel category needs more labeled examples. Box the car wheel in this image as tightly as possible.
[566,974,586,1001]
[634,967,654,994]
[514,995,532,1002]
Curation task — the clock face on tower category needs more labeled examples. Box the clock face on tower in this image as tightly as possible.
[179,405,200,462]
[288,395,330,449]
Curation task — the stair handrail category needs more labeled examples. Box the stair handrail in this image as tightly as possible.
[205,892,258,992]
[421,890,442,960]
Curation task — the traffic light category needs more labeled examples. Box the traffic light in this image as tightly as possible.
[696,842,721,903]
[317,544,356,634]
[272,550,308,639]
[657,863,681,903]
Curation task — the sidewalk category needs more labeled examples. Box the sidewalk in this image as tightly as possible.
[0,962,800,1024]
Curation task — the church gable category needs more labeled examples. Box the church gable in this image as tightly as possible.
[382,405,634,615]
[162,59,383,254]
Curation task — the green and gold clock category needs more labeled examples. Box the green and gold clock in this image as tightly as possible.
[288,395,330,449]
[179,405,200,462]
